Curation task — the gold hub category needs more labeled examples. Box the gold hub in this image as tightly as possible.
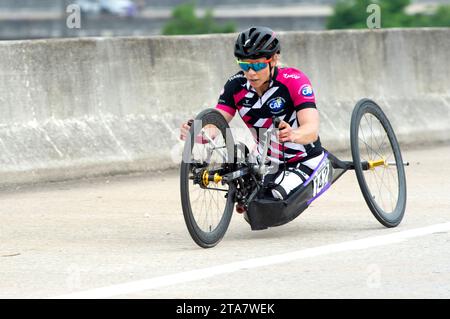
[368,158,386,170]
[213,173,222,184]
[201,170,222,186]
[202,170,209,187]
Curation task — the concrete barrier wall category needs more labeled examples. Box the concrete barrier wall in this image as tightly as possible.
[0,16,327,40]
[0,28,449,186]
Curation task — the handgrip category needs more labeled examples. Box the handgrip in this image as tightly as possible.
[272,116,281,129]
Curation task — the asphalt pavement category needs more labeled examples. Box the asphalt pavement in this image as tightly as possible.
[0,145,449,299]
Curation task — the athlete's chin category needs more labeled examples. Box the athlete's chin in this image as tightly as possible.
[249,79,262,88]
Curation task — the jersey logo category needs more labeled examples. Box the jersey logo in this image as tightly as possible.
[283,73,301,80]
[243,99,253,107]
[228,74,245,82]
[268,97,285,114]
[299,84,314,98]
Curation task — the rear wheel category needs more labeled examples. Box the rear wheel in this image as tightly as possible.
[350,99,407,227]
[180,109,235,248]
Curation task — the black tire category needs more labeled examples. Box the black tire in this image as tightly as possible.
[180,109,235,248]
[350,99,407,227]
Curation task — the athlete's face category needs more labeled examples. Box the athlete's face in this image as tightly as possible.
[241,56,276,91]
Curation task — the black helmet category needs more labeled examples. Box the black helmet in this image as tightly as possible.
[234,26,280,60]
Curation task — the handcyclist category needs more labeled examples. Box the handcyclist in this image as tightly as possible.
[180,26,326,209]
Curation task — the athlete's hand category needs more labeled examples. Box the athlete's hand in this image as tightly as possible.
[179,119,193,141]
[277,120,294,143]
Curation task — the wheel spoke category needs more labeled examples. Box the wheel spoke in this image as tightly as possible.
[371,169,384,210]
[374,166,393,212]
[359,119,373,160]
[383,167,394,212]
[359,137,384,159]
[363,114,374,160]
[376,120,389,158]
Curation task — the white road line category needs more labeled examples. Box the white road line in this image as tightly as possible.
[53,222,450,299]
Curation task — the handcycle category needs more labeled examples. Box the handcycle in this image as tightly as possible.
[180,99,408,248]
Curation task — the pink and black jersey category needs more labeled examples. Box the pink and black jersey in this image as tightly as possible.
[216,67,322,164]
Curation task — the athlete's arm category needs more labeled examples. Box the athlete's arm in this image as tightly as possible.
[217,109,234,123]
[278,108,319,144]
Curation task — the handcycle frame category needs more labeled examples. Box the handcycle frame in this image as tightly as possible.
[194,122,382,231]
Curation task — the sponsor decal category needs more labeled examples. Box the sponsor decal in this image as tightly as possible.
[243,99,253,107]
[299,84,314,98]
[283,73,301,80]
[268,97,286,114]
[228,73,245,81]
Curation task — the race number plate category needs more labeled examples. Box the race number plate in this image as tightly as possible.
[312,160,330,197]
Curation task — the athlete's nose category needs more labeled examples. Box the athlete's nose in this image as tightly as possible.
[247,68,257,76]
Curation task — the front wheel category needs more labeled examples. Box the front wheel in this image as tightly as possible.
[350,99,407,227]
[180,109,235,248]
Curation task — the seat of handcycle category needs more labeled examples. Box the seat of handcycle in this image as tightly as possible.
[246,181,314,231]
[246,152,334,231]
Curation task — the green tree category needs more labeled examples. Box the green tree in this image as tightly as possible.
[416,5,450,27]
[162,1,235,35]
[327,0,374,29]
[327,0,450,29]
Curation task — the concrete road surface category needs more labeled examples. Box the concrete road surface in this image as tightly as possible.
[0,145,449,299]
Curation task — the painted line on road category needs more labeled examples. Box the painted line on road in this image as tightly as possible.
[53,222,450,299]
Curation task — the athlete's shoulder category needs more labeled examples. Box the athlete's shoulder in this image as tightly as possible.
[221,71,246,95]
[276,67,316,106]
[226,71,246,84]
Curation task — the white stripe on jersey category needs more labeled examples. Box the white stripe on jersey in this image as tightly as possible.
[283,142,306,152]
[238,106,252,117]
[252,87,279,109]
[254,118,269,127]
[268,145,282,155]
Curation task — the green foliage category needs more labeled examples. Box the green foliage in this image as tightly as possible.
[327,0,374,29]
[162,1,236,35]
[417,5,450,27]
[327,0,450,29]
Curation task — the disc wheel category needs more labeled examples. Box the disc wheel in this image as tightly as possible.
[350,99,407,227]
